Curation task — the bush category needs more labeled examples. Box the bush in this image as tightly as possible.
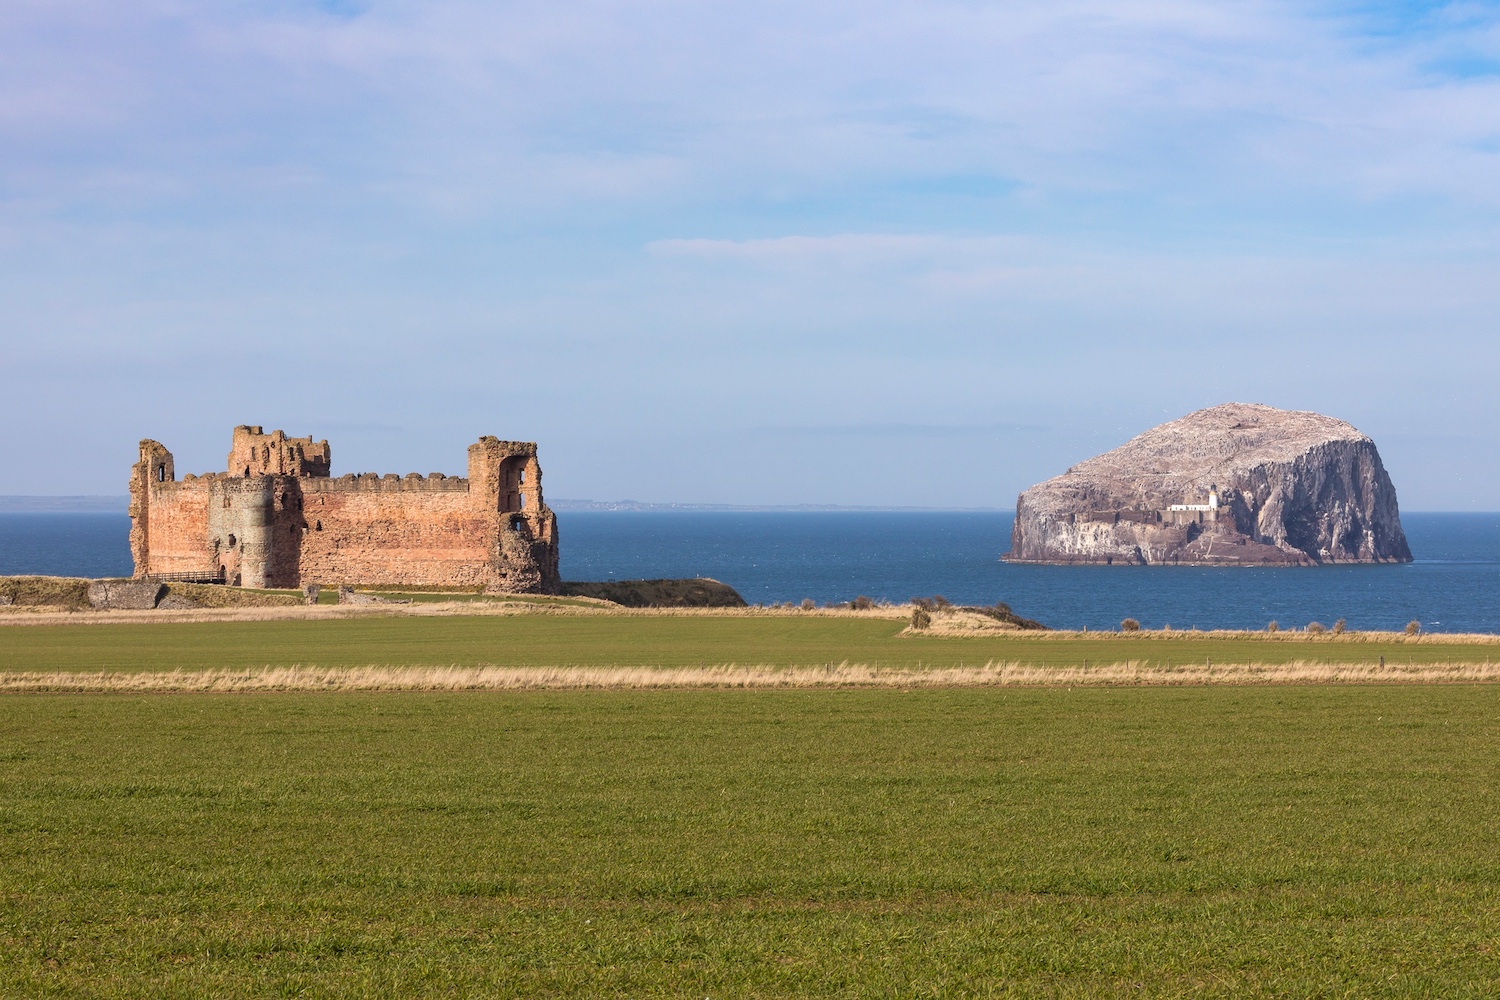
[911,597,934,612]
[852,596,875,611]
[1306,621,1327,635]
[962,603,1048,631]
[1406,620,1422,636]
[1121,618,1141,632]
[911,606,931,629]
[1333,618,1347,635]
[932,595,951,609]
[800,598,815,611]
[561,579,747,608]
[1267,621,1279,633]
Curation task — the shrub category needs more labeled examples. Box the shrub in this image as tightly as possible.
[800,598,815,611]
[911,606,931,629]
[1267,621,1279,633]
[1333,618,1347,635]
[561,579,747,608]
[911,597,934,612]
[1121,618,1141,632]
[963,603,1048,631]
[852,596,875,611]
[1306,621,1327,635]
[932,595,951,609]
[1406,620,1422,636]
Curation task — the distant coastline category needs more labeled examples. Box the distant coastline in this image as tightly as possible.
[1,495,1492,516]
[0,495,1007,514]
[0,496,130,513]
[548,499,1006,513]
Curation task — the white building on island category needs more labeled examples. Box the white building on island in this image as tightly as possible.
[1168,485,1220,513]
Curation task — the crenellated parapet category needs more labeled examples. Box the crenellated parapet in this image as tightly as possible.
[302,474,471,492]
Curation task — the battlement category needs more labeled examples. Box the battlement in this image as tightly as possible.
[302,474,471,493]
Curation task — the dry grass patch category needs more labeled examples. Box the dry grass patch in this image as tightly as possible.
[7,659,1500,693]
[0,576,93,611]
[904,608,1029,634]
[163,583,303,608]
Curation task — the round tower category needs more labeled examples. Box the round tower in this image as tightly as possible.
[237,477,276,589]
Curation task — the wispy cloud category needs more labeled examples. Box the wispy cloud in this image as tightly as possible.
[646,234,1018,262]
[2,1,1500,506]
[4,0,1500,216]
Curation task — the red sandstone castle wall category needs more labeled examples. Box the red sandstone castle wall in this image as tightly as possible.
[142,482,217,577]
[131,432,560,592]
[297,484,497,587]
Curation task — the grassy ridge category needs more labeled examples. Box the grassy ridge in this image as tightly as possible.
[3,687,1499,995]
[1,613,1497,673]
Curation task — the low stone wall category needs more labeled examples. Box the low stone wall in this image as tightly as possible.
[87,580,166,610]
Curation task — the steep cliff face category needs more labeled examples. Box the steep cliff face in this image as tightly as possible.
[1006,403,1412,566]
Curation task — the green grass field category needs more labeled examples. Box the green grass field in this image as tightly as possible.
[3,686,1500,996]
[2,613,1496,674]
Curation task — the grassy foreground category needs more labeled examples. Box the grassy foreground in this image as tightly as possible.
[2,613,1498,674]
[3,687,1500,996]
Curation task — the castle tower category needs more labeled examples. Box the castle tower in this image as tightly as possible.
[227,426,331,478]
[234,477,277,589]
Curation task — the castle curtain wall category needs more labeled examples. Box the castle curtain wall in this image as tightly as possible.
[140,482,218,577]
[295,479,495,588]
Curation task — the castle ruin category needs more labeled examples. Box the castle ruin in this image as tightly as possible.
[129,426,560,592]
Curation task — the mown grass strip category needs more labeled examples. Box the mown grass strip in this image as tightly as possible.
[3,687,1500,995]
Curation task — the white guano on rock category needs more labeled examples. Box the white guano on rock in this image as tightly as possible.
[1005,403,1412,566]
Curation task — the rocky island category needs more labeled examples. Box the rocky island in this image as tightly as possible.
[1006,403,1412,566]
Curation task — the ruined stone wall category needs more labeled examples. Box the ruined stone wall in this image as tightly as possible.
[228,425,331,478]
[130,441,222,579]
[140,480,217,576]
[296,477,495,587]
[130,430,561,592]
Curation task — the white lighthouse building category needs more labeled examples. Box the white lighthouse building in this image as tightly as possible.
[1168,485,1221,516]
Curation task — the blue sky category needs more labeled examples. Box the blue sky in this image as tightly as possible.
[2,0,1498,508]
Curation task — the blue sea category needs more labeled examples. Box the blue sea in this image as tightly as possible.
[2,510,1497,633]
